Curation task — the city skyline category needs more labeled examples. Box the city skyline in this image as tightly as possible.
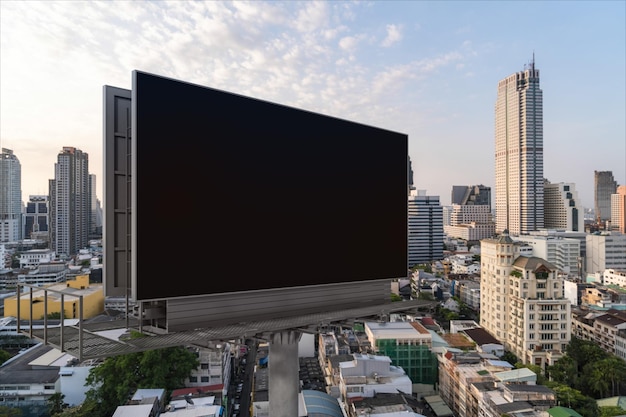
[1,1,624,208]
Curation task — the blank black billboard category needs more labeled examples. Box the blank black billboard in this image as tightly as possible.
[132,70,407,301]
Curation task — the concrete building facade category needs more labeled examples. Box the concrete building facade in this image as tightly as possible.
[408,190,444,267]
[480,231,571,368]
[611,185,626,233]
[494,61,544,235]
[23,195,49,241]
[594,170,618,223]
[513,234,581,279]
[543,181,584,232]
[51,147,90,257]
[0,148,22,243]
[586,232,626,275]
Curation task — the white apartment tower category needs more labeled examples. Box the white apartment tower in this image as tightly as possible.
[0,148,22,242]
[480,231,570,368]
[543,180,584,232]
[51,147,90,257]
[494,59,544,235]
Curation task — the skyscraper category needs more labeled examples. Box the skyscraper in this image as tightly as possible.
[594,170,617,224]
[50,147,90,257]
[0,148,22,242]
[494,59,544,235]
[408,190,444,268]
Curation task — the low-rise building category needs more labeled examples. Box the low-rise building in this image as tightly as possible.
[5,275,104,320]
[364,321,438,386]
[339,353,412,401]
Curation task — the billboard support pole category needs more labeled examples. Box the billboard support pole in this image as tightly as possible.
[268,330,301,417]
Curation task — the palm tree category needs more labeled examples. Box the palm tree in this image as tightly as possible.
[587,364,610,398]
[597,357,626,396]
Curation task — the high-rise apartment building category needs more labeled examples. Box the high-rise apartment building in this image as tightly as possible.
[594,170,617,223]
[0,148,22,243]
[543,180,583,232]
[23,195,49,240]
[480,231,570,367]
[611,185,626,233]
[408,190,443,268]
[494,60,544,235]
[50,147,90,257]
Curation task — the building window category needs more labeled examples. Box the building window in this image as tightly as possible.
[189,376,197,383]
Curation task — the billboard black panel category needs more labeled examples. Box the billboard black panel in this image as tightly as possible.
[132,70,407,301]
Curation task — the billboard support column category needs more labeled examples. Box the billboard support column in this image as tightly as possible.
[268,330,301,417]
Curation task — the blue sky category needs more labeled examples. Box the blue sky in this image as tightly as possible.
[1,1,624,208]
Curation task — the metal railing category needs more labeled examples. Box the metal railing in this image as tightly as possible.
[16,283,84,361]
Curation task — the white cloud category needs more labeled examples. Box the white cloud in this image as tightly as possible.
[381,23,403,47]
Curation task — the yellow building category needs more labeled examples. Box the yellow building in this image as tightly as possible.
[5,275,104,320]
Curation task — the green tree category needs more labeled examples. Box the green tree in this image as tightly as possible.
[0,349,11,365]
[548,355,578,386]
[599,406,626,417]
[596,357,626,397]
[48,392,68,416]
[501,351,518,366]
[53,399,99,417]
[390,293,403,302]
[0,406,22,417]
[444,310,460,321]
[586,361,610,399]
[418,291,435,301]
[84,346,199,417]
[548,383,599,417]
[584,357,626,398]
[566,337,608,373]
